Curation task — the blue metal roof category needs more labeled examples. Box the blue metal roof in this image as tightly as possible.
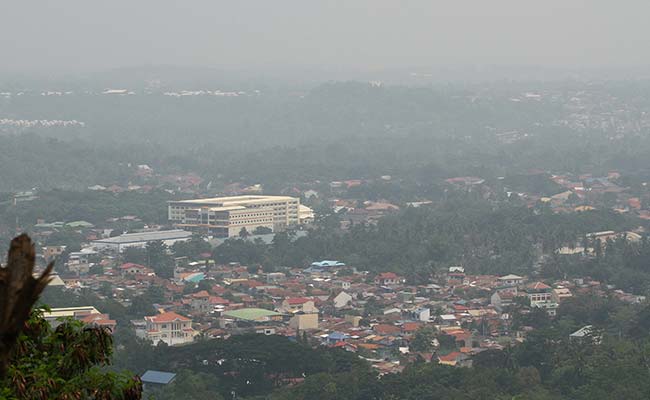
[328,332,349,340]
[184,272,205,283]
[141,370,176,385]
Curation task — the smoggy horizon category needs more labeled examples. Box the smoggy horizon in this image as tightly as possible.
[2,0,650,74]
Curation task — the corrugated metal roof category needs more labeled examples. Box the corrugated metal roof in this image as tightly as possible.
[141,370,176,385]
[92,229,192,244]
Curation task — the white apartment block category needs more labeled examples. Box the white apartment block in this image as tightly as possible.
[168,195,300,237]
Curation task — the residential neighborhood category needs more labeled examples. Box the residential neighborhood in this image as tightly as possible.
[5,69,650,399]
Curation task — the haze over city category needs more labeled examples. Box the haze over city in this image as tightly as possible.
[2,2,650,400]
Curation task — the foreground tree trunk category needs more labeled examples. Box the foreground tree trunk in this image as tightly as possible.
[0,234,53,378]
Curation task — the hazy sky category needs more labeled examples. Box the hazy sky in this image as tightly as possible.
[2,0,649,72]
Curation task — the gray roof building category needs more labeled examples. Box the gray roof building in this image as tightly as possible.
[91,229,192,252]
[141,370,176,385]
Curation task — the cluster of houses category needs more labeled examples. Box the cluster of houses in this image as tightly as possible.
[519,171,650,220]
[437,169,650,227]
[19,163,650,377]
[43,249,645,375]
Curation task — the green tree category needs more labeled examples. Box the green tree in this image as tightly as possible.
[145,241,174,278]
[123,247,147,265]
[153,369,224,400]
[129,286,166,317]
[89,264,104,275]
[212,238,267,266]
[99,282,113,298]
[253,226,273,235]
[1,308,141,399]
[170,234,212,259]
[437,333,457,353]
[410,326,436,352]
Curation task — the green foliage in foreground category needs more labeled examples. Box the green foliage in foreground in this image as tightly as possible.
[114,334,365,399]
[0,308,141,400]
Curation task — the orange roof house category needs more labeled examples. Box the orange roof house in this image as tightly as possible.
[438,351,463,366]
[145,311,191,324]
[373,324,401,335]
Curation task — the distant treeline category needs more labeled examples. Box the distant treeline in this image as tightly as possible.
[3,82,650,191]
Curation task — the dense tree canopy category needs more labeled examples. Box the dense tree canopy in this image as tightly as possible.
[212,198,634,279]
[0,308,141,400]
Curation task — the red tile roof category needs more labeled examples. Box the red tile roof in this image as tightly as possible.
[209,296,229,305]
[401,322,422,332]
[145,311,191,324]
[120,263,145,270]
[438,351,462,362]
[527,282,551,291]
[285,297,311,305]
[373,324,401,335]
[211,285,226,294]
[358,343,381,350]
[241,280,264,288]
[80,313,116,328]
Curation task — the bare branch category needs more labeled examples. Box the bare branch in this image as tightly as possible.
[0,234,53,378]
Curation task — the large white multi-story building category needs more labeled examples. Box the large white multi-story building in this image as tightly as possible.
[168,195,300,237]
